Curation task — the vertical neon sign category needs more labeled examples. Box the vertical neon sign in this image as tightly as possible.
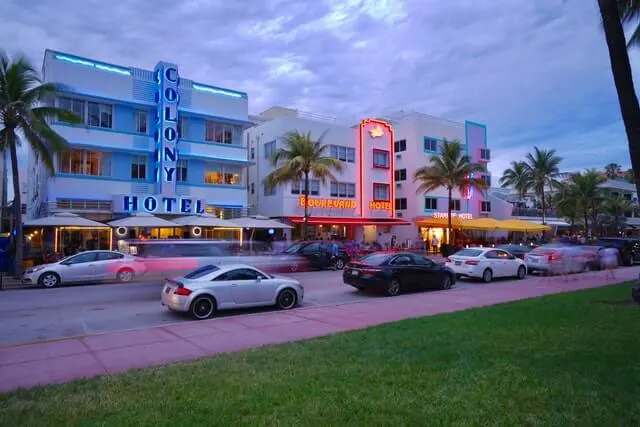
[153,63,180,195]
[358,118,395,218]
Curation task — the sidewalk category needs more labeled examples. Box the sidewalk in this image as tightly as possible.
[1,268,637,393]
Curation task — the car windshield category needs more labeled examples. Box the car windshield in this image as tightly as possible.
[184,265,220,279]
[454,249,483,257]
[359,253,391,265]
[284,243,305,254]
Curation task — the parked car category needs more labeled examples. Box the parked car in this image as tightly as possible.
[524,244,587,275]
[580,245,606,270]
[283,241,351,270]
[595,237,640,266]
[446,247,527,282]
[496,244,533,260]
[22,250,147,288]
[160,264,304,320]
[343,252,455,296]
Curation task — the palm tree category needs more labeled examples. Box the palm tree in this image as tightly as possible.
[499,160,531,206]
[413,139,487,244]
[264,130,343,239]
[604,162,622,179]
[602,193,634,234]
[598,0,640,197]
[553,182,580,234]
[625,168,636,183]
[524,147,563,226]
[568,169,606,237]
[0,52,78,276]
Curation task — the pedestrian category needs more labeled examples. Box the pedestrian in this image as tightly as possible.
[318,242,328,270]
[431,235,439,255]
[602,247,619,280]
[330,238,339,270]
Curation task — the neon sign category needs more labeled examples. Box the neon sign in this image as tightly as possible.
[369,125,384,138]
[359,118,395,217]
[116,195,206,214]
[154,63,180,194]
[432,212,472,219]
[298,196,356,209]
[369,201,392,210]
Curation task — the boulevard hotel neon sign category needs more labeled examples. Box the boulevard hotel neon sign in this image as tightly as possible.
[297,196,391,211]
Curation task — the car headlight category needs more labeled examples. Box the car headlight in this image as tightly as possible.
[26,266,45,274]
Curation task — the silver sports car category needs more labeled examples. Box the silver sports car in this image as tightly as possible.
[161,263,304,320]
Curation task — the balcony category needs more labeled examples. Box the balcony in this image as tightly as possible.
[512,207,560,218]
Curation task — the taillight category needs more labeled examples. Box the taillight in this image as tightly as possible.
[465,260,479,265]
[362,268,381,275]
[174,286,192,296]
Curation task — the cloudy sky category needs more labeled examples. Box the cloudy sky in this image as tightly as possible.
[1,0,638,185]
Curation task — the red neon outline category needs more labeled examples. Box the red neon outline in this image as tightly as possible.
[285,216,410,225]
[372,148,390,169]
[358,118,395,218]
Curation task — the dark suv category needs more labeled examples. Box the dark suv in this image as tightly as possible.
[283,241,351,270]
[595,237,640,266]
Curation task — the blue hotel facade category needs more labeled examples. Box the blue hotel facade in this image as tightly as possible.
[27,50,253,223]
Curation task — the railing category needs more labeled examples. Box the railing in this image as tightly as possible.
[512,207,560,218]
[46,200,113,213]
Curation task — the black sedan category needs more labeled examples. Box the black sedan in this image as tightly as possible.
[496,244,533,260]
[343,252,456,296]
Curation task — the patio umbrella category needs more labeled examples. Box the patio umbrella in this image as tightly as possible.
[24,212,108,228]
[173,214,238,228]
[230,216,293,229]
[498,219,551,232]
[107,212,179,228]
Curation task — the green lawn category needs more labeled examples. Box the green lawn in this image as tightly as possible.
[1,284,640,427]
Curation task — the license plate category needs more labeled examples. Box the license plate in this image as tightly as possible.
[455,261,462,266]
[530,258,539,263]
[351,270,359,276]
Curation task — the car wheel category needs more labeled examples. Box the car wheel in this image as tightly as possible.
[189,296,216,320]
[516,266,526,280]
[583,263,591,273]
[482,268,493,283]
[385,278,401,296]
[38,272,61,288]
[440,274,453,290]
[335,258,345,270]
[116,268,134,283]
[276,288,298,310]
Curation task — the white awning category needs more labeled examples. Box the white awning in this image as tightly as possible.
[230,216,293,229]
[24,212,109,228]
[172,215,239,228]
[108,212,179,228]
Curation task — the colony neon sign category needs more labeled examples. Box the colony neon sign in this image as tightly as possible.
[154,63,180,194]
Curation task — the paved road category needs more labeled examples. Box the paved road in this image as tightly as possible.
[0,271,503,346]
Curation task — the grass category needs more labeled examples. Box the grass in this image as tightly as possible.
[1,284,640,426]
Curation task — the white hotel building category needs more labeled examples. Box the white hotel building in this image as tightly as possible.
[28,50,253,236]
[246,107,511,244]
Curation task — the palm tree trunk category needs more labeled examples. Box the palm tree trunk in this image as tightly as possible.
[583,210,589,237]
[303,171,309,240]
[447,187,452,245]
[9,137,23,277]
[599,0,640,198]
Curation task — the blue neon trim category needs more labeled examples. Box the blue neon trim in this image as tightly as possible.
[62,142,152,155]
[55,88,155,108]
[55,173,155,183]
[51,121,153,139]
[54,54,131,76]
[178,109,253,127]
[179,153,253,165]
[192,83,246,99]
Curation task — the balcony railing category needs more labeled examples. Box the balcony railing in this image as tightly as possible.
[512,207,560,218]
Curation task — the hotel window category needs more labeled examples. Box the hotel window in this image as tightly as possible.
[204,164,240,185]
[205,121,234,144]
[58,97,85,123]
[395,197,407,210]
[223,164,240,185]
[330,182,356,198]
[134,110,147,134]
[373,183,390,201]
[424,137,439,152]
[394,139,406,153]
[204,164,223,185]
[329,145,355,163]
[250,183,255,195]
[250,147,255,159]
[450,199,461,211]
[373,150,390,169]
[424,197,438,210]
[130,155,147,180]
[87,102,113,129]
[480,148,491,161]
[264,182,275,196]
[481,175,491,187]
[292,179,320,196]
[178,117,189,139]
[481,201,491,212]
[264,140,276,160]
[58,149,110,177]
[394,169,407,181]
[176,160,188,183]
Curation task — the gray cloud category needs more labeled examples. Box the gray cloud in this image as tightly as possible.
[1,0,636,188]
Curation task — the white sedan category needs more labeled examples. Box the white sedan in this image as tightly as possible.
[445,247,527,282]
[161,263,304,320]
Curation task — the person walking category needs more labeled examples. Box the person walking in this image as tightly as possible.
[329,238,339,270]
[602,247,619,280]
[431,235,439,255]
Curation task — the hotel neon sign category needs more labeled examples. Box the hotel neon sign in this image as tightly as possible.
[432,212,473,219]
[369,201,392,210]
[298,196,356,209]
